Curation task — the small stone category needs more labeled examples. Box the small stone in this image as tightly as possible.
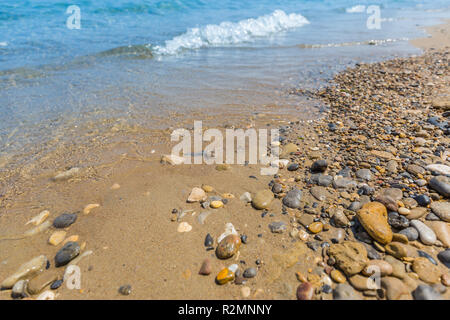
[53,213,77,228]
[269,221,287,234]
[349,274,373,291]
[412,257,442,284]
[308,222,323,234]
[201,184,214,193]
[243,268,257,278]
[356,169,372,181]
[414,195,431,207]
[437,249,450,268]
[310,186,330,201]
[296,282,314,300]
[1,255,48,290]
[216,268,234,285]
[381,277,411,300]
[362,260,393,277]
[48,231,67,246]
[311,160,328,173]
[330,270,346,283]
[52,167,80,181]
[241,286,251,298]
[83,203,100,215]
[187,187,207,203]
[118,285,132,296]
[177,222,192,233]
[216,234,241,259]
[333,177,357,190]
[210,200,224,209]
[287,163,300,171]
[215,164,230,171]
[11,280,28,299]
[405,207,428,220]
[50,279,63,290]
[429,176,450,198]
[430,202,450,222]
[426,221,450,247]
[406,164,425,176]
[413,285,442,300]
[357,202,393,245]
[27,272,58,295]
[204,234,214,247]
[410,220,436,245]
[199,259,212,275]
[240,192,252,203]
[333,283,360,300]
[332,208,349,227]
[26,210,50,226]
[426,164,450,176]
[399,227,419,241]
[251,190,274,210]
[54,242,80,267]
[282,188,302,209]
[328,241,368,276]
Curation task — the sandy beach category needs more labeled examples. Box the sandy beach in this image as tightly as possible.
[0,19,449,300]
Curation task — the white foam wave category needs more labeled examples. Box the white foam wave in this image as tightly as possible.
[346,5,366,13]
[153,10,309,55]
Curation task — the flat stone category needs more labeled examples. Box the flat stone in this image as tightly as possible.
[405,207,428,220]
[187,187,207,203]
[362,260,393,277]
[311,174,333,187]
[384,256,407,279]
[328,241,368,276]
[269,221,287,234]
[349,274,373,291]
[426,164,450,176]
[412,257,442,284]
[252,190,274,210]
[53,213,77,228]
[356,202,393,245]
[356,169,372,181]
[425,221,450,247]
[430,202,450,222]
[216,234,241,259]
[310,186,330,201]
[385,242,417,259]
[333,283,360,300]
[48,231,67,246]
[429,176,450,198]
[55,242,80,267]
[27,272,58,295]
[386,160,398,173]
[243,268,257,278]
[1,255,48,289]
[410,220,437,245]
[381,277,411,300]
[333,177,356,190]
[406,164,425,176]
[282,189,302,209]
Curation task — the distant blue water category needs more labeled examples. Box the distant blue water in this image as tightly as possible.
[0,0,449,160]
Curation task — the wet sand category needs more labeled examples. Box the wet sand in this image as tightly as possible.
[0,21,449,300]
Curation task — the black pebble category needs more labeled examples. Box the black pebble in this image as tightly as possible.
[53,213,78,228]
[50,279,63,290]
[204,233,214,247]
[119,285,132,296]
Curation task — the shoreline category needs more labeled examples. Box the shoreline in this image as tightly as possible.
[0,21,449,300]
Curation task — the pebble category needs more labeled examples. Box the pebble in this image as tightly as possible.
[296,282,314,300]
[410,220,436,245]
[48,231,67,246]
[413,285,442,300]
[310,186,330,201]
[430,202,450,222]
[327,241,368,276]
[177,222,192,233]
[55,242,80,267]
[204,234,213,247]
[53,167,80,181]
[53,213,77,228]
[11,280,28,299]
[240,192,252,203]
[199,259,212,275]
[216,234,241,259]
[282,188,302,209]
[308,222,323,234]
[417,250,438,265]
[437,249,450,268]
[330,270,346,283]
[333,177,356,190]
[216,267,235,285]
[381,277,411,300]
[333,283,360,300]
[26,210,50,226]
[83,203,100,215]
[241,286,251,298]
[356,202,393,245]
[210,200,224,209]
[414,195,431,207]
[119,285,132,296]
[412,257,442,284]
[243,268,257,278]
[27,272,58,295]
[429,176,450,197]
[362,260,393,277]
[356,169,372,181]
[287,163,299,171]
[251,190,274,210]
[426,221,450,247]
[50,279,63,290]
[405,207,428,220]
[201,184,214,193]
[1,255,48,289]
[399,227,419,241]
[311,160,328,173]
[269,221,287,234]
[349,274,373,291]
[311,174,333,187]
[331,208,349,227]
[426,164,450,176]
[187,187,207,203]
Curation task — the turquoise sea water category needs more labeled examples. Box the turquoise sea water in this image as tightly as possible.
[0,0,449,158]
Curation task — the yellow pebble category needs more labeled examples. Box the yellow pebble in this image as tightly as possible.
[62,235,79,246]
[330,270,346,283]
[201,185,214,193]
[210,200,224,209]
[48,231,67,246]
[216,268,234,285]
[296,272,307,283]
[308,222,323,234]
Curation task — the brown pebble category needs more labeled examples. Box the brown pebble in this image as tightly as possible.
[296,282,314,300]
[199,259,212,275]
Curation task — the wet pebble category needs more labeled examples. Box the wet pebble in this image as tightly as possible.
[55,242,80,267]
[53,213,77,228]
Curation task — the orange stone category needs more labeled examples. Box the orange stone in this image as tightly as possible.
[216,268,234,285]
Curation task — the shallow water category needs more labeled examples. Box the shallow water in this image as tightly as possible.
[0,0,449,165]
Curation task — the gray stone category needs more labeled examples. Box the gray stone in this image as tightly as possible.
[438,249,450,268]
[333,283,360,300]
[333,177,357,190]
[410,220,436,245]
[243,268,257,278]
[282,189,302,209]
[429,176,450,198]
[356,169,372,181]
[412,285,442,300]
[269,221,287,233]
[311,160,328,173]
[55,242,80,267]
[53,213,77,228]
[310,186,330,201]
[311,174,333,187]
[399,227,419,241]
[430,202,450,222]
